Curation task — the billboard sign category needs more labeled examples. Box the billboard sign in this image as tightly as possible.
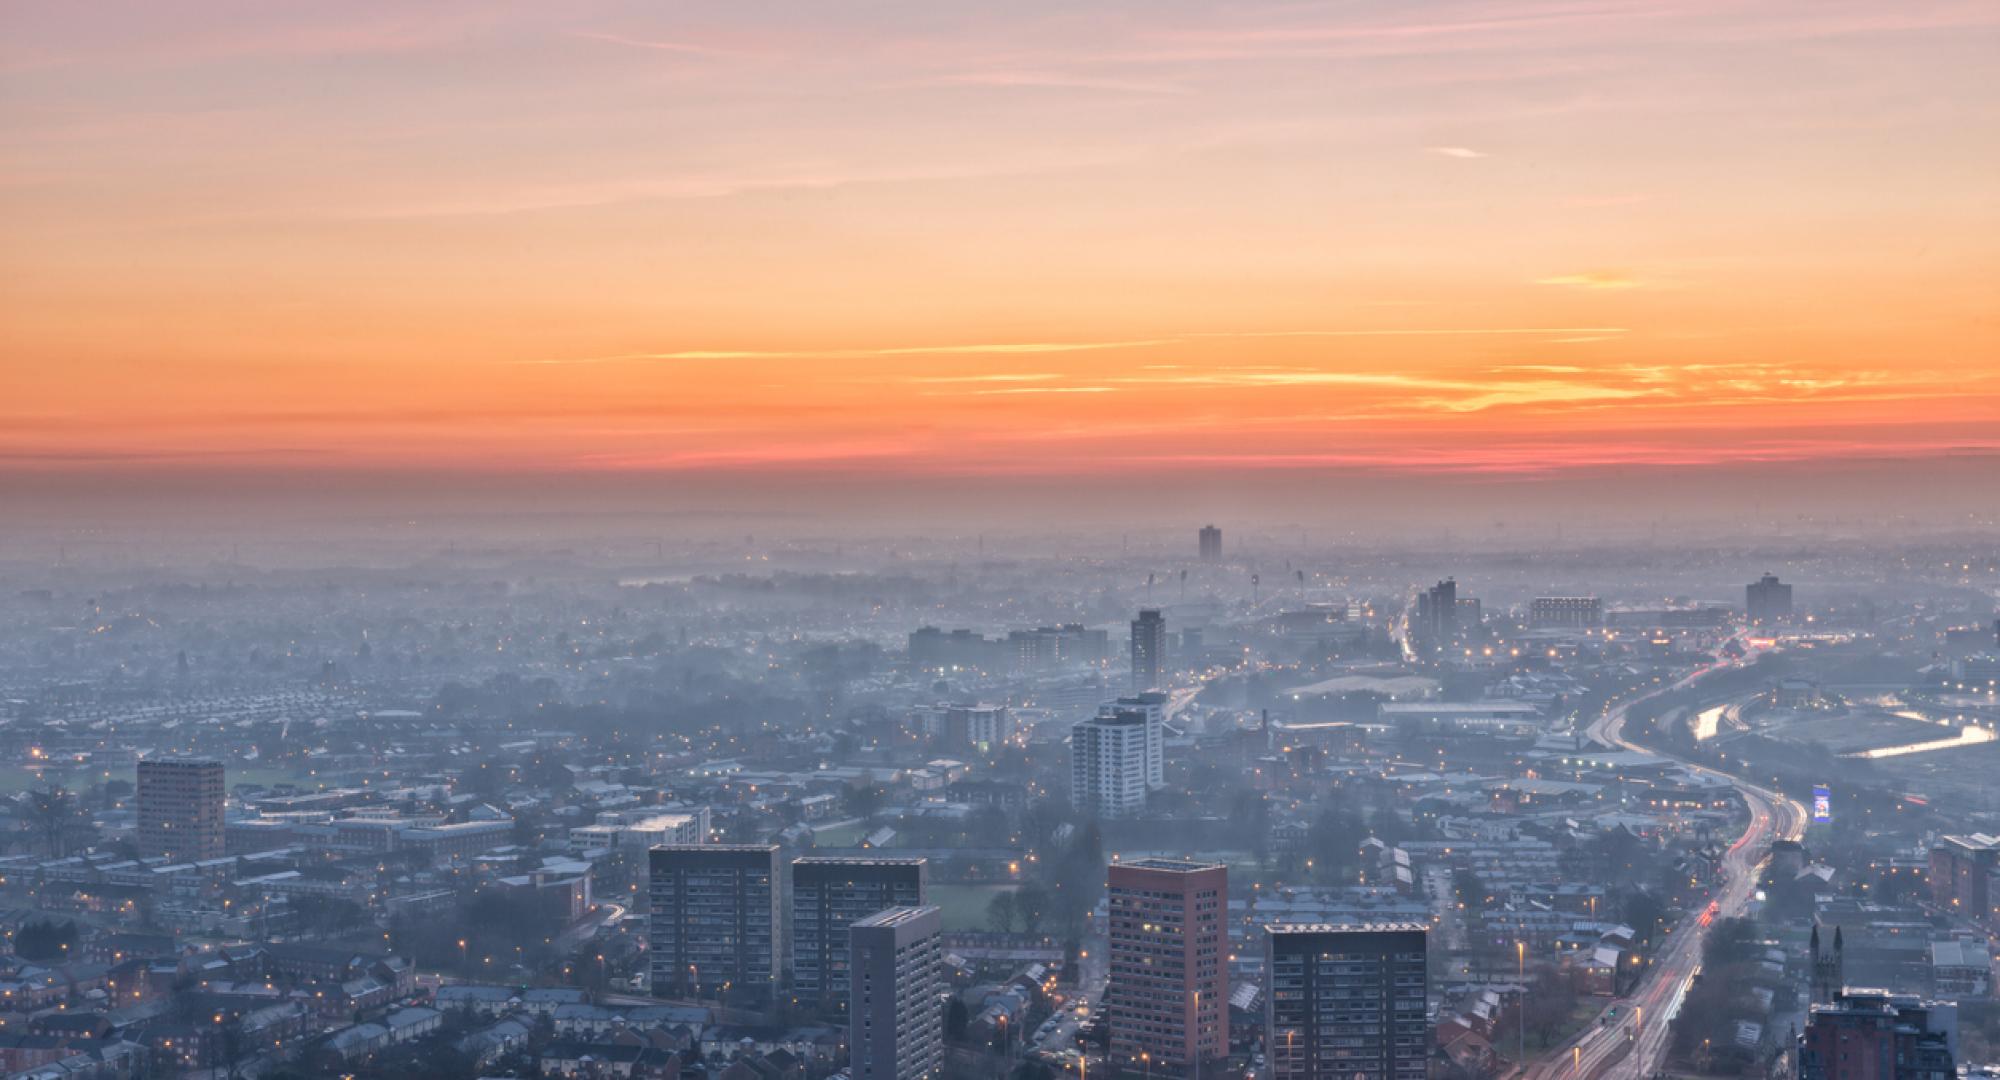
[1812,784,1831,823]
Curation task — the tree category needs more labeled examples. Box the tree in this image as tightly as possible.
[1619,886,1668,946]
[946,997,971,1042]
[848,782,884,818]
[1524,970,1581,1047]
[406,1042,479,1080]
[1368,805,1410,844]
[1036,820,1104,937]
[1015,884,1051,937]
[214,1016,247,1080]
[26,787,78,858]
[1231,788,1273,868]
[1452,869,1489,909]
[292,895,366,941]
[13,917,78,962]
[987,891,1019,934]
[1306,803,1364,881]
[1701,917,1756,968]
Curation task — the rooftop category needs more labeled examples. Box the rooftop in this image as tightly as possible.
[1265,921,1430,935]
[1119,857,1227,873]
[853,905,941,929]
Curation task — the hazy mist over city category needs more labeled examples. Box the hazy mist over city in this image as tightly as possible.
[4,2,1999,1080]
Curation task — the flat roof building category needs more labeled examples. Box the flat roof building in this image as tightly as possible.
[648,845,780,1004]
[849,906,945,1080]
[1797,988,1956,1080]
[1748,573,1794,624]
[1131,609,1166,692]
[792,856,927,1012]
[1265,922,1430,1080]
[1530,596,1603,629]
[1199,525,1222,563]
[1106,858,1228,1073]
[1072,711,1149,819]
[137,758,225,863]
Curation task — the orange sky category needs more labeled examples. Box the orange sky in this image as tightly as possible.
[3,0,1997,483]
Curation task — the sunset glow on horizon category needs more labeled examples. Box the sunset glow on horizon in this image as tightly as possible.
[5,0,1997,484]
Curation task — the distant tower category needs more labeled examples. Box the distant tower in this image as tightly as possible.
[1415,578,1459,649]
[137,758,225,862]
[1130,609,1166,691]
[1198,524,1223,563]
[1747,573,1794,625]
[1810,924,1845,1003]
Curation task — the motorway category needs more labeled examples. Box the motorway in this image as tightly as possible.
[1526,657,1807,1080]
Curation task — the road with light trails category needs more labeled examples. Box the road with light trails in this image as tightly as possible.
[1524,652,1807,1080]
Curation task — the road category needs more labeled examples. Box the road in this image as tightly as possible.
[1526,657,1806,1080]
[558,900,626,951]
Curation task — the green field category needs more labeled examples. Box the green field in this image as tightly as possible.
[809,822,868,848]
[929,883,1019,932]
[0,764,88,794]
[230,765,315,789]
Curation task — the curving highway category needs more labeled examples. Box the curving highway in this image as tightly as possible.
[1525,657,1806,1080]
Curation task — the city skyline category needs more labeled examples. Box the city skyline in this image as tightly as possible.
[1,6,1996,1078]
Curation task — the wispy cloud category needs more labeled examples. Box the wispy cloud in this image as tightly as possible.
[966,386,1120,395]
[1087,435,2000,475]
[904,373,1064,384]
[1187,327,1628,340]
[568,31,763,59]
[1429,146,1488,158]
[918,71,1188,95]
[1536,271,1642,290]
[521,328,1628,366]
[1567,192,1653,207]
[520,340,1181,365]
[1102,368,1655,413]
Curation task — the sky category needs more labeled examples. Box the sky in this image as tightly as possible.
[2,0,1997,520]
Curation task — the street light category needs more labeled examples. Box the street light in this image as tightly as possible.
[1193,989,1201,1080]
[1517,941,1527,1063]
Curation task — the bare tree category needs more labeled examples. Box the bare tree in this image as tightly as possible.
[27,787,77,859]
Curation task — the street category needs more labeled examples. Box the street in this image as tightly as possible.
[1526,656,1807,1080]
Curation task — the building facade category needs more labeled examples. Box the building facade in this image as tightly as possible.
[917,704,1014,752]
[1105,859,1228,1072]
[1748,573,1794,624]
[1071,711,1149,818]
[792,856,927,1012]
[1927,834,2000,921]
[137,758,225,862]
[1131,609,1166,691]
[1529,596,1603,629]
[1006,625,1111,671]
[1415,579,1460,650]
[849,906,945,1080]
[1796,989,1956,1080]
[648,845,780,1002]
[1199,525,1222,563]
[1265,922,1430,1080]
[1105,691,1167,789]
